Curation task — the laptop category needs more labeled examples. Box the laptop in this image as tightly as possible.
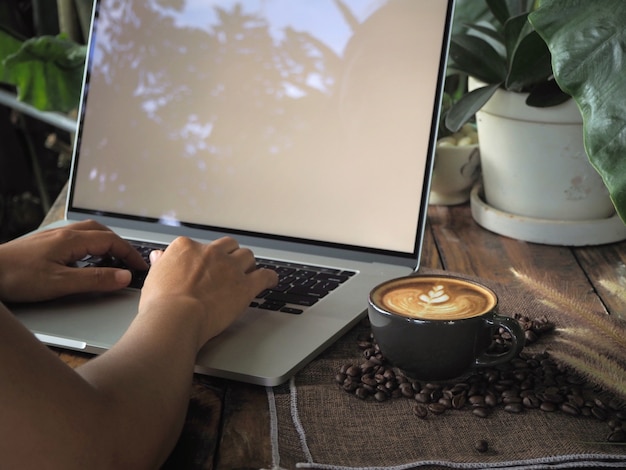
[12,0,455,386]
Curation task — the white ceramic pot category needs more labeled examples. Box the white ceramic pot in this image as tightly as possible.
[470,78,615,221]
[429,142,480,205]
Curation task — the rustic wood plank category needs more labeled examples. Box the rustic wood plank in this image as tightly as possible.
[216,383,272,470]
[163,377,226,470]
[52,347,91,368]
[573,242,626,320]
[427,204,608,317]
[420,215,443,270]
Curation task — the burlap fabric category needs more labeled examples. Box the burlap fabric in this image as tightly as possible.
[265,270,626,469]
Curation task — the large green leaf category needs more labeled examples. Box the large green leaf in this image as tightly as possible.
[2,35,86,113]
[445,83,500,133]
[448,34,507,84]
[504,13,552,92]
[0,28,23,81]
[530,0,626,223]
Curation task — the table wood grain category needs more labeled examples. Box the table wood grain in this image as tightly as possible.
[42,184,626,468]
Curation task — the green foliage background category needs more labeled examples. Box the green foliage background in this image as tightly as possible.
[0,30,86,113]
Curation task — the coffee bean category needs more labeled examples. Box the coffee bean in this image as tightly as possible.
[607,429,626,443]
[399,382,414,398]
[428,403,447,415]
[504,403,524,414]
[594,397,608,409]
[474,439,489,453]
[472,406,490,418]
[523,395,541,409]
[469,395,485,406]
[415,392,430,404]
[361,374,377,387]
[609,397,623,411]
[503,396,522,405]
[438,397,452,409]
[592,406,608,421]
[540,402,557,412]
[524,330,538,343]
[412,404,428,419]
[451,393,466,409]
[374,391,388,402]
[560,402,580,416]
[355,387,368,400]
[429,388,443,402]
[567,394,585,407]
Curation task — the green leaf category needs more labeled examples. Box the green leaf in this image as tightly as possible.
[0,28,24,82]
[486,0,537,26]
[525,79,570,107]
[506,30,552,91]
[445,83,501,133]
[2,35,86,113]
[448,35,507,84]
[530,0,626,223]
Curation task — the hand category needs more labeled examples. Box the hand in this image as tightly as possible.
[0,220,148,303]
[139,236,278,349]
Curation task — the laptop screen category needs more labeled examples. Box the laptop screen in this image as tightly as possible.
[70,0,453,257]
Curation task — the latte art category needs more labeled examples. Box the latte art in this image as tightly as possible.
[374,277,496,320]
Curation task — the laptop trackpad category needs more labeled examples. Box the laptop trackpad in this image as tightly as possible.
[11,290,140,352]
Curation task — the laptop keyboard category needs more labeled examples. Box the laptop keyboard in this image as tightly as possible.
[74,240,357,314]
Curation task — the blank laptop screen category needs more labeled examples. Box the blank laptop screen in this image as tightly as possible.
[71,0,451,256]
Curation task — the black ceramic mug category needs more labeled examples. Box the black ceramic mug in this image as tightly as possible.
[368,274,524,381]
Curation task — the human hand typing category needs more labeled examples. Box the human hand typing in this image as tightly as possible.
[0,220,148,303]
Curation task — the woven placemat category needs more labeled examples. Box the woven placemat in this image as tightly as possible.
[266,270,626,469]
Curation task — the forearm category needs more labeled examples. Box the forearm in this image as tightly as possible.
[75,300,205,468]
[0,302,202,470]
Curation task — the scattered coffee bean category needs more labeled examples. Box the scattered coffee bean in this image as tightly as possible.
[337,317,626,444]
[474,439,489,453]
[472,406,490,418]
[412,404,428,419]
[608,429,626,443]
[504,403,523,414]
[428,403,447,415]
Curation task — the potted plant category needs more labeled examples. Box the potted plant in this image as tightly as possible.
[428,2,491,207]
[442,0,626,245]
[429,79,481,206]
[529,0,626,228]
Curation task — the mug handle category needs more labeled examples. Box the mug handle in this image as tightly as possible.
[474,315,524,368]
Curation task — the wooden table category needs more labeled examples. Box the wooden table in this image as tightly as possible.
[42,185,626,469]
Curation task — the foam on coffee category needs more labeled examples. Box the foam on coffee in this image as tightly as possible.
[373,276,496,320]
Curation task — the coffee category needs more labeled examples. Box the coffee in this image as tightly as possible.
[372,276,496,320]
[368,274,524,380]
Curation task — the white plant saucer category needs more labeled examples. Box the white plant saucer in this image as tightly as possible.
[470,183,626,246]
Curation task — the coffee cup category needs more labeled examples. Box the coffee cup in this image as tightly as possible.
[368,274,524,381]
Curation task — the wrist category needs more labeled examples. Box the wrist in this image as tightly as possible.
[136,296,208,352]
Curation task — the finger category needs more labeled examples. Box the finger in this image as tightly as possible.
[212,236,240,253]
[57,266,133,295]
[149,250,164,265]
[230,247,257,272]
[249,267,279,296]
[69,231,148,270]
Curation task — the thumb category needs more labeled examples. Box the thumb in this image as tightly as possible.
[60,267,133,295]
